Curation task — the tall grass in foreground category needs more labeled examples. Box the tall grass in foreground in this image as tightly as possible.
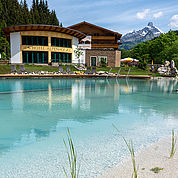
[170,129,177,158]
[63,128,80,178]
[113,124,138,178]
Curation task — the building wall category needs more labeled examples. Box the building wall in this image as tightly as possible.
[10,32,21,64]
[78,36,91,49]
[72,37,79,64]
[85,49,121,67]
[115,50,121,67]
[10,31,79,64]
[80,49,86,64]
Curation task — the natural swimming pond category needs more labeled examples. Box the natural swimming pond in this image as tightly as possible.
[0,78,178,177]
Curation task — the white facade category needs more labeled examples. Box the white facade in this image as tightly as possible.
[10,32,21,64]
[78,36,91,50]
[80,49,86,64]
[72,37,86,64]
[72,37,79,64]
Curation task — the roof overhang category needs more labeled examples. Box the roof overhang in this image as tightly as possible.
[68,21,122,39]
[3,24,86,40]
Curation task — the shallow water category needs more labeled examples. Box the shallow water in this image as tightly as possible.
[0,78,178,177]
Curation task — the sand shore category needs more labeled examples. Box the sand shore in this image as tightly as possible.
[98,136,178,178]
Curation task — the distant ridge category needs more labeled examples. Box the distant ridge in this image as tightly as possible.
[120,22,163,50]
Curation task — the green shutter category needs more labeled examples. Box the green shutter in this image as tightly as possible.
[37,52,39,63]
[26,52,28,63]
[32,52,34,63]
[59,53,61,63]
[67,53,69,63]
[42,52,45,63]
[55,53,57,62]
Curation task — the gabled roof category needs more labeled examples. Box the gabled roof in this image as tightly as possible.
[68,21,122,37]
[3,24,86,39]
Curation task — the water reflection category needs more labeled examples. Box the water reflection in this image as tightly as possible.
[0,78,177,153]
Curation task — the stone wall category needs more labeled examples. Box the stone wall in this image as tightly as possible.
[85,49,121,67]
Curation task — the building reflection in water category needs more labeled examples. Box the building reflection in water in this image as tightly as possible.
[1,78,177,153]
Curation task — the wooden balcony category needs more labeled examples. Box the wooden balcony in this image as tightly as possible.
[92,36,115,40]
[91,43,119,49]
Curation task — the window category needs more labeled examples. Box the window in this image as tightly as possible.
[22,36,48,46]
[22,51,48,64]
[51,52,71,63]
[51,37,72,48]
[98,56,107,67]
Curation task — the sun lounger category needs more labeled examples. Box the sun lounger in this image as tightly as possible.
[84,67,93,74]
[10,65,17,74]
[59,66,67,74]
[92,67,96,74]
[66,67,75,74]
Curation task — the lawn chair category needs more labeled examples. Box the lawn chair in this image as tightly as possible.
[19,65,25,73]
[66,66,75,74]
[59,66,67,74]
[84,67,93,74]
[92,67,96,74]
[10,65,17,74]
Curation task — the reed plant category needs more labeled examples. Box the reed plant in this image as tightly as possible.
[170,129,176,158]
[63,128,80,178]
[113,124,138,178]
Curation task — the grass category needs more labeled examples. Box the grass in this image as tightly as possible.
[113,124,138,178]
[63,128,80,178]
[0,64,11,74]
[150,167,164,174]
[0,63,153,76]
[96,66,152,75]
[170,129,177,158]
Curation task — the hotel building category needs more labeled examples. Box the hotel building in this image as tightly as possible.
[3,25,86,65]
[68,21,122,67]
[3,22,122,67]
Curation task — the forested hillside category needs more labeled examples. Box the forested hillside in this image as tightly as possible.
[121,31,178,68]
[0,0,61,60]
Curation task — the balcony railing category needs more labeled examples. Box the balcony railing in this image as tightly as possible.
[91,43,119,48]
[92,36,115,40]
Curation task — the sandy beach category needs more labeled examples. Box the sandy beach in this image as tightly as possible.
[98,136,178,178]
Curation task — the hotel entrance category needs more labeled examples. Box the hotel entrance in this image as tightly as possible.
[90,56,97,66]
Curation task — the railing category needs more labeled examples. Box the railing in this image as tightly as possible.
[92,36,115,40]
[91,44,119,48]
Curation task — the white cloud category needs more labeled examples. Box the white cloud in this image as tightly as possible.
[153,11,163,19]
[136,9,150,19]
[169,14,178,28]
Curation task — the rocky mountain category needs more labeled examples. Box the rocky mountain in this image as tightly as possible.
[120,22,162,50]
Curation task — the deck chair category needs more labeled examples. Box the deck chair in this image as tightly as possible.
[92,67,96,74]
[10,65,17,73]
[66,66,75,74]
[84,67,93,74]
[19,65,25,73]
[59,66,67,74]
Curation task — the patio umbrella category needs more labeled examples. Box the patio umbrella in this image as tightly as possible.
[121,57,134,63]
[133,59,139,62]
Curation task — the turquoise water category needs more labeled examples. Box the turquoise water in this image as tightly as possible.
[0,78,178,177]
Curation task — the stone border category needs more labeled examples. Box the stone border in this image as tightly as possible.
[0,74,151,79]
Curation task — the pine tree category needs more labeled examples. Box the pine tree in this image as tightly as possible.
[0,0,61,60]
[49,10,59,26]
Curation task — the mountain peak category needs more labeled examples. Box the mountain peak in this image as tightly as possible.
[148,22,153,27]
[120,22,162,50]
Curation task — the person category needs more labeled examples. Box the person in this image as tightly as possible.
[151,65,154,71]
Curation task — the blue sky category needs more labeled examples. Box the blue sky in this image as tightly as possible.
[25,0,178,35]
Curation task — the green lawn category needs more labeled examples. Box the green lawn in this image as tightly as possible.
[0,64,154,76]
